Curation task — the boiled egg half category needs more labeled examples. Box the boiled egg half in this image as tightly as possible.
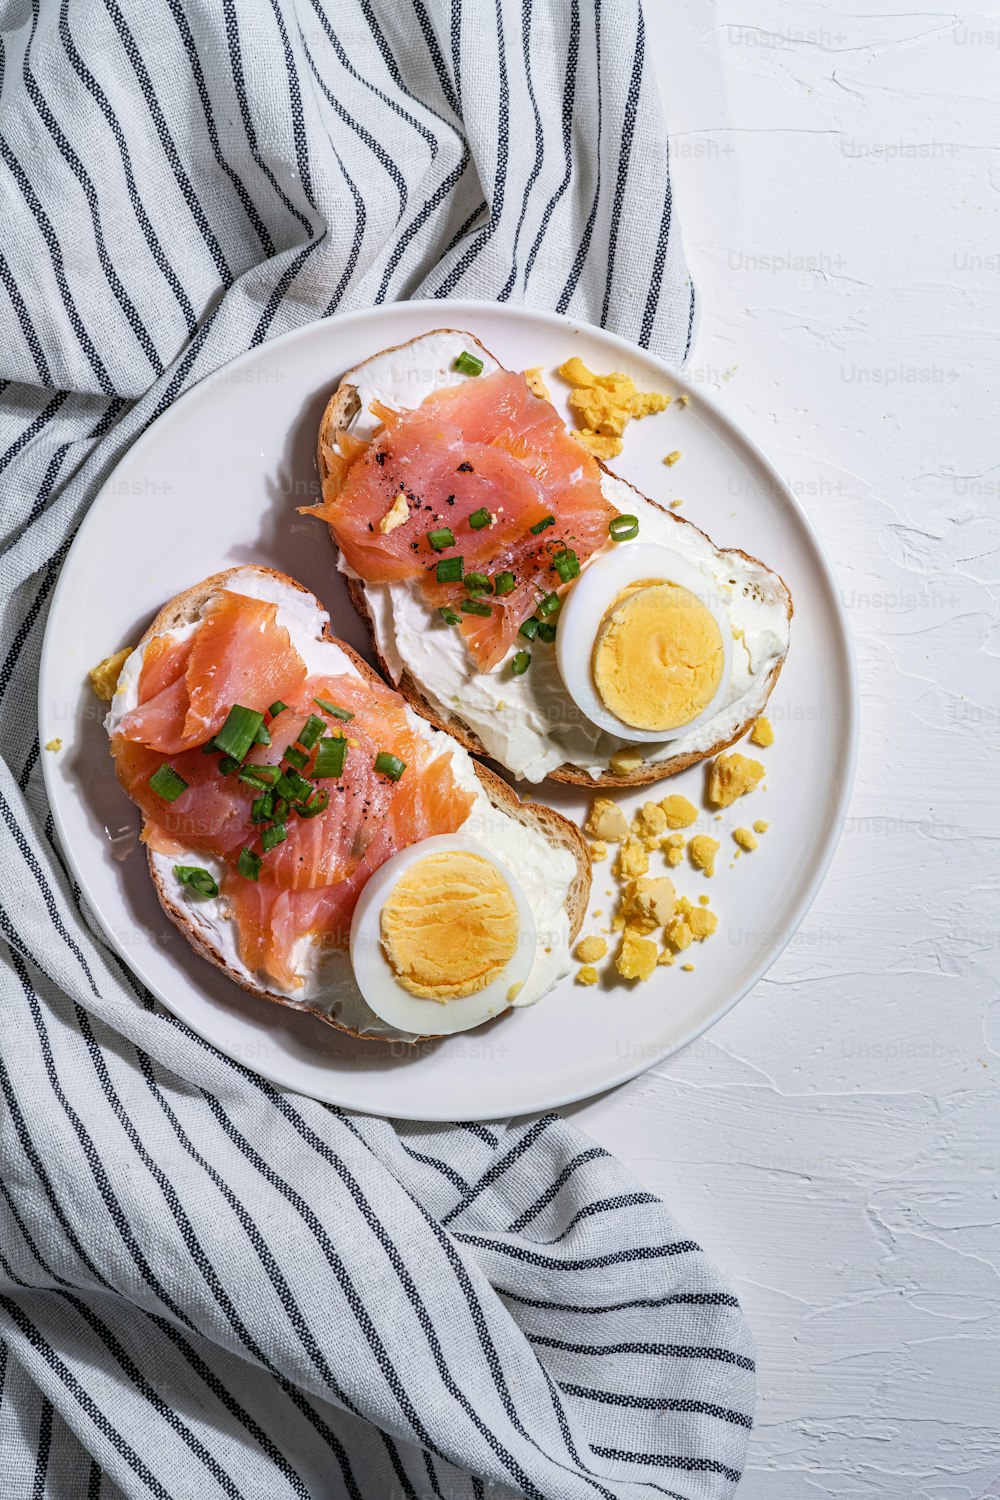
[349,834,537,1035]
[555,544,733,742]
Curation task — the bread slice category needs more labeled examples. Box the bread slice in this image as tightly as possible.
[114,566,591,1044]
[315,330,793,789]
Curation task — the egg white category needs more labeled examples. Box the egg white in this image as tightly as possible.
[108,568,574,1043]
[334,331,792,783]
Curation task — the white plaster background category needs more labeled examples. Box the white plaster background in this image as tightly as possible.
[572,5,1000,1495]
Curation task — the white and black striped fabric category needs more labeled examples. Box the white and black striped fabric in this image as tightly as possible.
[0,2,753,1495]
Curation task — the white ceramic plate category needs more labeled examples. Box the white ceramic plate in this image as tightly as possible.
[39,300,856,1120]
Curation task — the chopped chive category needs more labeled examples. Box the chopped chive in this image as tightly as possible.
[552,548,580,583]
[314,736,347,779]
[609,513,639,541]
[282,767,314,803]
[252,765,280,784]
[271,795,289,823]
[530,515,555,535]
[238,847,261,882]
[214,705,265,762]
[519,617,539,640]
[283,745,308,771]
[297,714,326,750]
[538,591,561,617]
[238,766,274,791]
[253,723,271,746]
[149,764,187,802]
[261,823,287,853]
[468,507,491,530]
[439,606,461,626]
[218,755,240,776]
[454,350,484,376]
[512,651,531,676]
[296,788,329,819]
[494,570,516,596]
[268,700,287,718]
[374,751,406,781]
[427,527,455,552]
[464,571,493,595]
[460,598,492,617]
[273,771,298,802]
[250,793,273,824]
[174,865,218,898]
[201,740,218,756]
[435,555,464,583]
[314,698,353,721]
[537,621,557,643]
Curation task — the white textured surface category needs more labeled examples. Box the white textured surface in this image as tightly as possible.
[572,7,1000,1494]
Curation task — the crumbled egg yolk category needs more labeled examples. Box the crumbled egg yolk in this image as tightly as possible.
[576,935,608,964]
[576,965,600,986]
[632,801,668,841]
[622,876,676,932]
[659,794,698,830]
[523,367,551,400]
[44,738,62,753]
[733,827,758,852]
[593,581,724,733]
[615,928,659,982]
[585,797,629,842]
[689,834,719,877]
[609,747,644,776]
[663,450,682,467]
[590,840,608,862]
[749,716,774,748]
[666,896,718,952]
[753,820,770,835]
[615,836,649,881]
[558,356,669,459]
[707,752,765,808]
[380,851,518,1001]
[89,646,132,701]
[663,833,686,867]
[378,491,409,534]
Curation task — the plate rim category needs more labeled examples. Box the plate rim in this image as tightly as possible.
[39,298,858,1119]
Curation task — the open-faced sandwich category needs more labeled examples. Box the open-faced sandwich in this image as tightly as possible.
[106,565,589,1043]
[306,330,793,786]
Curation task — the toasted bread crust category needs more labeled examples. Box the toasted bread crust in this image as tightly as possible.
[316,332,793,787]
[131,566,590,1043]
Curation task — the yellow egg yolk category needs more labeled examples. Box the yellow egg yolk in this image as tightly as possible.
[379,851,519,1002]
[592,580,724,732]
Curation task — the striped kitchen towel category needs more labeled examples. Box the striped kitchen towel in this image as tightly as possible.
[0,2,753,1497]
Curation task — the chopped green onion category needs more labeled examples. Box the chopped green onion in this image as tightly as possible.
[439,606,461,626]
[374,751,406,781]
[552,548,580,583]
[465,571,493,595]
[268,700,288,718]
[218,755,240,776]
[261,823,287,853]
[214,705,265,762]
[283,745,308,771]
[296,788,329,819]
[149,764,188,802]
[537,621,557,643]
[174,865,218,898]
[538,591,561,617]
[238,847,261,882]
[460,598,492,617]
[454,350,484,376]
[314,736,347,779]
[250,793,273,824]
[427,527,455,552]
[297,714,326,750]
[609,513,639,541]
[468,507,491,530]
[494,570,516,596]
[314,698,353,721]
[436,555,464,583]
[201,740,218,756]
[519,617,539,641]
[273,771,298,802]
[253,723,271,746]
[271,796,289,823]
[512,651,531,676]
[282,767,314,803]
[238,766,274,791]
[252,764,280,784]
[530,515,555,535]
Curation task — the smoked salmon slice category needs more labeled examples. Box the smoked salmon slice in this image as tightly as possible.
[113,590,475,990]
[304,369,617,671]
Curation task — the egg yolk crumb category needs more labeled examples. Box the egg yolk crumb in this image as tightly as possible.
[659,794,698,829]
[44,738,62,753]
[576,935,608,964]
[378,491,409,534]
[749,716,774,748]
[689,834,719,877]
[622,876,676,932]
[585,797,629,842]
[753,820,770,834]
[593,582,724,733]
[707,752,765,808]
[665,895,718,951]
[663,450,682,467]
[681,963,695,972]
[89,646,132,701]
[632,800,668,840]
[590,841,608,862]
[609,747,644,776]
[733,827,758,852]
[380,851,518,1001]
[615,928,659,982]
[615,837,649,881]
[523,367,551,400]
[558,356,670,460]
[663,833,686,867]
[576,965,600,986]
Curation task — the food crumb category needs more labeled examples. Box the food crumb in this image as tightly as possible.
[698,893,710,906]
[662,832,686,867]
[615,836,649,881]
[89,646,132,701]
[681,962,695,972]
[632,800,668,839]
[689,834,720,877]
[576,935,608,964]
[590,841,608,862]
[378,491,409,534]
[523,366,551,401]
[585,797,629,842]
[663,450,682,467]
[659,794,697,829]
[615,928,659,982]
[707,752,765,809]
[753,819,770,835]
[576,965,600,987]
[749,716,774,748]
[559,356,669,459]
[677,393,690,407]
[669,499,684,510]
[733,827,758,852]
[609,747,644,776]
[44,738,62,753]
